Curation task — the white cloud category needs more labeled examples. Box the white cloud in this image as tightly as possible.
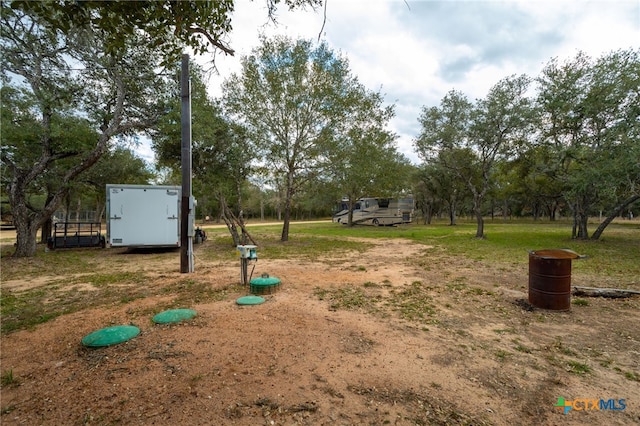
[132,137,156,165]
[189,0,639,164]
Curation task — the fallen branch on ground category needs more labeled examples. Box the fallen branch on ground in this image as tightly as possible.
[572,286,640,299]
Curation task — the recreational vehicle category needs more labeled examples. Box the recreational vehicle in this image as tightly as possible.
[332,196,414,226]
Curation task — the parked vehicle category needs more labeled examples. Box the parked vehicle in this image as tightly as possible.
[47,222,106,249]
[332,196,414,226]
[106,184,181,248]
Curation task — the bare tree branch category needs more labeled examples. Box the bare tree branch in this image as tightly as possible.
[317,0,327,42]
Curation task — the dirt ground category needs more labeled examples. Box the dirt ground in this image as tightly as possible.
[1,233,639,425]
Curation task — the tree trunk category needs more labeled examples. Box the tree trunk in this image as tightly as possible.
[11,131,108,258]
[591,194,640,240]
[96,201,106,223]
[14,219,40,257]
[75,198,82,221]
[40,192,55,244]
[281,198,291,241]
[220,200,240,246]
[12,206,46,257]
[347,196,355,227]
[475,209,485,238]
[574,199,590,239]
[40,219,52,245]
[569,196,591,239]
[448,196,457,226]
[473,195,485,238]
[281,176,293,241]
[577,213,589,239]
[10,172,60,257]
[423,203,432,225]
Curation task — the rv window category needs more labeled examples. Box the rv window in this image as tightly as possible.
[355,202,361,210]
[378,198,390,208]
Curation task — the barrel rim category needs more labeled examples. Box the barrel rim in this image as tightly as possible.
[529,249,583,260]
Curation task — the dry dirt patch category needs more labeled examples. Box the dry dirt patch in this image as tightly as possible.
[1,237,639,425]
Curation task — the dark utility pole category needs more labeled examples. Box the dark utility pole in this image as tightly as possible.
[180,54,194,273]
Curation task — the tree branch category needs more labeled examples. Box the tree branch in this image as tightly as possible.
[187,26,235,56]
[317,0,327,42]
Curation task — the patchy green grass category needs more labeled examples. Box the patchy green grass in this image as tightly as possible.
[495,350,511,361]
[1,405,16,415]
[624,371,640,382]
[204,231,372,262]
[1,288,62,333]
[566,360,592,375]
[514,344,533,354]
[269,219,640,287]
[0,248,96,281]
[2,219,638,335]
[493,328,517,335]
[387,281,437,323]
[1,369,17,387]
[314,280,438,325]
[313,285,380,312]
[0,275,238,334]
[572,298,590,306]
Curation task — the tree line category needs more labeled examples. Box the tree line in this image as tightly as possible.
[414,49,639,240]
[1,1,638,257]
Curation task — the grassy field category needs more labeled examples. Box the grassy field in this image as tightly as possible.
[2,217,639,282]
[238,219,640,283]
[1,218,638,335]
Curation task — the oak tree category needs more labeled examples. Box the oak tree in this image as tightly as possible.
[223,36,390,240]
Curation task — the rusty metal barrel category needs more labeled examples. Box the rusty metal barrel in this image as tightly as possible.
[528,249,584,311]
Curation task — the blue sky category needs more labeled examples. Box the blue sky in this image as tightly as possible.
[137,0,639,164]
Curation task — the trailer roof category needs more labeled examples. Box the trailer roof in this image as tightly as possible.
[106,184,181,190]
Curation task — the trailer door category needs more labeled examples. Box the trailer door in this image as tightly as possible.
[108,186,180,247]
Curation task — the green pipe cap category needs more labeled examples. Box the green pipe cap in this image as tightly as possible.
[250,276,281,286]
[236,295,266,305]
[81,325,140,347]
[153,308,197,324]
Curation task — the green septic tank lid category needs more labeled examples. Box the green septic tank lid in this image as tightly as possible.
[250,276,281,286]
[81,325,140,348]
[236,295,266,305]
[152,308,197,324]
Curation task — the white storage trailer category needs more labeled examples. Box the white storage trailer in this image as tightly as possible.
[106,184,181,248]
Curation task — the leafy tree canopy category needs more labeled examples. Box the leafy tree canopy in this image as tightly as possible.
[223,35,398,239]
[8,0,322,63]
[1,5,173,256]
[537,48,640,238]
